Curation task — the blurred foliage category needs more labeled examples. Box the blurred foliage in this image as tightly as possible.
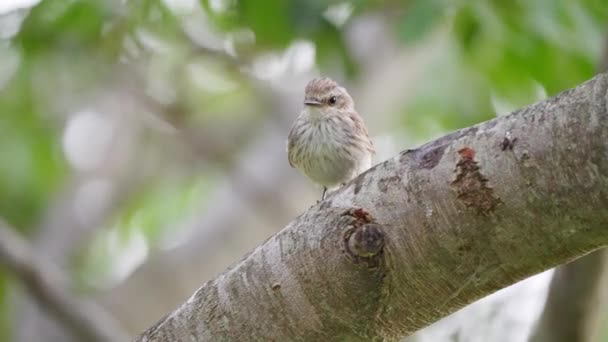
[398,0,607,140]
[0,274,8,341]
[602,315,608,342]
[0,0,607,340]
[452,0,603,97]
[201,0,360,76]
[398,0,444,44]
[75,173,216,290]
[0,57,67,231]
[16,0,108,55]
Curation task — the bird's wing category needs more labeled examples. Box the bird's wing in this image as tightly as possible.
[349,111,375,155]
[286,126,297,168]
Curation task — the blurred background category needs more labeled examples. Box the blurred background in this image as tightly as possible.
[0,0,607,341]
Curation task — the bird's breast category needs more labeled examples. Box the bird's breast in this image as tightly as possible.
[293,116,362,187]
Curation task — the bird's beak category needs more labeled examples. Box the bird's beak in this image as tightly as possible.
[304,99,322,106]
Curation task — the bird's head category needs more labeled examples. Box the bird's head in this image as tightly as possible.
[303,77,354,116]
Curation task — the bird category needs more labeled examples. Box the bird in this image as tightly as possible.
[287,77,375,200]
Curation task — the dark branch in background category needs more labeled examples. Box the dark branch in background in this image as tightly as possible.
[0,219,130,342]
[528,33,608,342]
[14,85,151,342]
[530,250,608,342]
[135,74,608,341]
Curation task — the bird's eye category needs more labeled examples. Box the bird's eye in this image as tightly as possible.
[328,96,337,105]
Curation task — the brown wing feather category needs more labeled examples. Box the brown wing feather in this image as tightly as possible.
[348,111,375,154]
[287,125,297,168]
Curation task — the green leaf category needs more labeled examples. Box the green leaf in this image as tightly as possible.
[0,274,10,341]
[0,76,67,230]
[15,0,108,55]
[452,4,482,51]
[452,0,604,98]
[398,0,445,44]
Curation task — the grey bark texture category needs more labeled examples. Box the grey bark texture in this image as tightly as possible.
[529,36,608,342]
[135,73,608,342]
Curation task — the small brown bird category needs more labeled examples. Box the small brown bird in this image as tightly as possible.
[287,77,375,200]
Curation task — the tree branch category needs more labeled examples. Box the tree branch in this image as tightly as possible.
[528,33,608,342]
[0,219,130,342]
[135,73,608,341]
[529,249,608,342]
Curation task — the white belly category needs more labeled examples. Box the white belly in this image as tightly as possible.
[297,122,372,188]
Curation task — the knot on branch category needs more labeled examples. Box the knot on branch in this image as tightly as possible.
[348,223,384,257]
[341,208,385,267]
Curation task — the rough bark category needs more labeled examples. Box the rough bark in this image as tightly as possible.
[406,270,553,342]
[528,34,608,342]
[135,73,608,342]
